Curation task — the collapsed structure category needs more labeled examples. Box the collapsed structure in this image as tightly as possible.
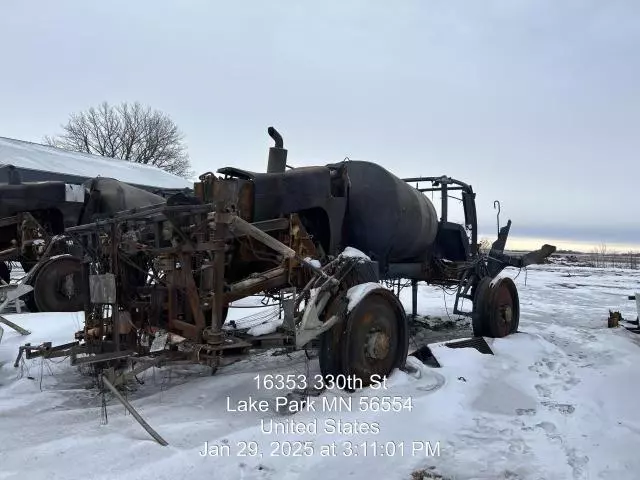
[16,127,555,388]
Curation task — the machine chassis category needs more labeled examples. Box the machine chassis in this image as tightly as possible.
[16,128,555,389]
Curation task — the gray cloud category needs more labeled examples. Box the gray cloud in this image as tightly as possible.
[1,1,638,245]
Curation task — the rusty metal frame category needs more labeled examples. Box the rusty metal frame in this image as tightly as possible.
[57,179,320,371]
[402,175,478,255]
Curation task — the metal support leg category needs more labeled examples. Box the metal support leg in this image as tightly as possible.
[0,315,31,336]
[101,375,168,446]
[411,279,418,318]
[0,284,33,341]
[208,182,235,347]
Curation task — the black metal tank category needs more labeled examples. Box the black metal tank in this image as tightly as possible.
[328,160,438,264]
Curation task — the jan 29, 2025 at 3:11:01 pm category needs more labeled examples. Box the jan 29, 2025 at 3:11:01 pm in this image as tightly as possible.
[199,440,442,458]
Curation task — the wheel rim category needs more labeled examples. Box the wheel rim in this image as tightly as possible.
[487,278,519,338]
[344,294,400,384]
[34,257,84,312]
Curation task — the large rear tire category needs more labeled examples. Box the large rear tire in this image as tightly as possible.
[33,256,85,312]
[473,276,520,338]
[487,277,520,337]
[471,277,491,337]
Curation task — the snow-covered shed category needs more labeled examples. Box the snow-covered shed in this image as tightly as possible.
[0,136,193,192]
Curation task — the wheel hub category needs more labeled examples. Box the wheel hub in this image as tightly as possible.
[62,274,76,298]
[365,331,390,359]
[500,305,512,324]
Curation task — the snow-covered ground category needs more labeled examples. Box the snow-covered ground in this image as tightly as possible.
[2,264,640,480]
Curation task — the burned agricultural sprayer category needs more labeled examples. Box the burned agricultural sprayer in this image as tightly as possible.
[16,127,555,387]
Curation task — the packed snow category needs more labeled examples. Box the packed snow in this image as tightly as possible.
[2,263,640,479]
[303,257,322,269]
[247,319,283,337]
[346,282,383,313]
[0,136,193,190]
[340,246,371,260]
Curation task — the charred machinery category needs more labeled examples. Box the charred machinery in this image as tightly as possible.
[0,177,86,283]
[18,128,555,386]
[0,176,183,312]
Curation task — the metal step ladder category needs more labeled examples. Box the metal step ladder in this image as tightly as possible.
[452,270,477,317]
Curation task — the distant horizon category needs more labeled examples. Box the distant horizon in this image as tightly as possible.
[481,234,640,254]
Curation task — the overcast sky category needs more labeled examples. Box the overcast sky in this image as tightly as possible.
[1,1,638,251]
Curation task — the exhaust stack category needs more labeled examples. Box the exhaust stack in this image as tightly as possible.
[266,127,288,173]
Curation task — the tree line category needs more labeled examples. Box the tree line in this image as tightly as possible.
[588,243,639,269]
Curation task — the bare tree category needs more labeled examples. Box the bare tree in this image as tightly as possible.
[590,247,600,268]
[45,101,193,178]
[598,242,608,269]
[590,242,610,268]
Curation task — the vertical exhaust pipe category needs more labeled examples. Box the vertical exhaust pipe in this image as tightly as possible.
[266,127,288,173]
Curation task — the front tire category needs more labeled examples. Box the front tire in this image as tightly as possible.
[319,288,409,388]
